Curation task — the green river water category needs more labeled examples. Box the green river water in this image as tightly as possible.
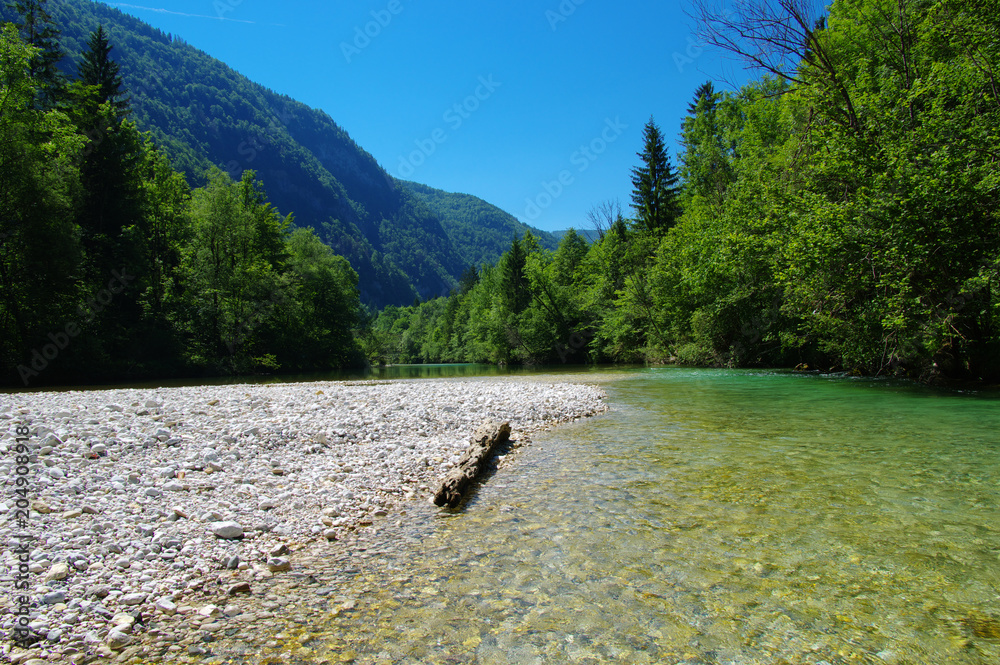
[286,368,1000,664]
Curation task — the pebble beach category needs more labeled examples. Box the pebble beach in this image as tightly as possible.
[0,377,608,664]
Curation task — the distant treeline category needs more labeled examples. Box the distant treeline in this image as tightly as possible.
[370,0,1000,383]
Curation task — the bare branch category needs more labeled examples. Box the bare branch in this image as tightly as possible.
[689,0,863,135]
[586,199,622,242]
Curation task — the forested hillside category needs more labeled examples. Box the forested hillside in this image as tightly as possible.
[399,181,559,268]
[0,0,549,307]
[1,5,368,385]
[371,0,1000,384]
[4,0,997,386]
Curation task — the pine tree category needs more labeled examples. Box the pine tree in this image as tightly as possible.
[687,81,715,114]
[679,81,733,206]
[501,236,530,315]
[77,25,129,118]
[630,118,681,235]
[68,24,147,368]
[6,0,63,107]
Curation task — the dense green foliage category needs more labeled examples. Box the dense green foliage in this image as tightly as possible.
[1,14,363,385]
[4,0,998,385]
[373,0,1000,383]
[0,0,555,308]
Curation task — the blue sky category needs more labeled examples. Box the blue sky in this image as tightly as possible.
[107,1,748,232]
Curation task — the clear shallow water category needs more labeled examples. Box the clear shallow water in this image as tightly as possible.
[290,369,1000,664]
[4,363,623,393]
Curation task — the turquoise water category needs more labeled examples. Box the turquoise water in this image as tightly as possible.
[291,369,1000,663]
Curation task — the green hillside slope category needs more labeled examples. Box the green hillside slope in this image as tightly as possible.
[2,0,549,307]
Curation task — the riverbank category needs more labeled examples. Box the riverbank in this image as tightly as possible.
[0,377,608,664]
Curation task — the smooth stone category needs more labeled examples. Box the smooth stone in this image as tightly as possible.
[266,557,291,573]
[226,582,251,596]
[155,598,177,615]
[43,562,70,582]
[211,521,244,539]
[89,585,110,599]
[198,604,222,618]
[121,592,147,606]
[106,629,131,650]
[112,613,136,626]
[41,591,66,605]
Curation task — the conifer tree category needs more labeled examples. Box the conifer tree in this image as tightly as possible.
[77,25,129,118]
[630,118,681,235]
[680,81,732,205]
[501,236,530,315]
[5,0,63,107]
[687,81,715,114]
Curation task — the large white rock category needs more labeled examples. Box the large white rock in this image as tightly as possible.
[211,521,244,539]
[43,562,70,582]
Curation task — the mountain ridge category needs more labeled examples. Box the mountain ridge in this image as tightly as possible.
[2,0,556,307]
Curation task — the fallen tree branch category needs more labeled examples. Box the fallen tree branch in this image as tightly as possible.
[433,421,512,509]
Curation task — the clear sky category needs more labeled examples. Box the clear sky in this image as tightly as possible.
[106,0,749,232]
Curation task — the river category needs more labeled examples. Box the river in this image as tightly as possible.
[236,367,999,664]
[22,365,996,663]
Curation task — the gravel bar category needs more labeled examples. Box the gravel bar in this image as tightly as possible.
[0,377,607,663]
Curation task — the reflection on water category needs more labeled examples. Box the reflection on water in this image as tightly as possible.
[293,369,1000,664]
[5,363,623,394]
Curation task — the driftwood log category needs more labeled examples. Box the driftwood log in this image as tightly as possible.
[433,420,512,508]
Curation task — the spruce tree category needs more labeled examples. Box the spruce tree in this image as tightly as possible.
[70,25,146,365]
[680,81,733,206]
[77,25,130,118]
[687,81,715,114]
[501,236,530,315]
[630,118,681,235]
[6,0,63,107]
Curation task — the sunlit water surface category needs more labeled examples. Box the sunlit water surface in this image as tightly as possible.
[292,369,1000,664]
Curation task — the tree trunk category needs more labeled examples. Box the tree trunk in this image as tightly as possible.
[433,421,512,509]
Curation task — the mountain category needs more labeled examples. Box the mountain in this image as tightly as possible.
[399,182,558,267]
[2,0,552,307]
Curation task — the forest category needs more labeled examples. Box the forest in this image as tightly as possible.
[1,6,364,385]
[0,0,557,309]
[3,0,998,386]
[370,0,1000,383]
